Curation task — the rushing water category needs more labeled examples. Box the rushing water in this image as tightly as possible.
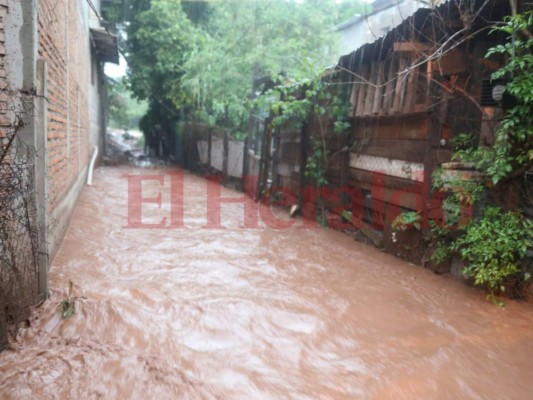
[1,165,533,399]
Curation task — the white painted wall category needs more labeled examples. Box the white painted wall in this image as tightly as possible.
[201,139,244,178]
[349,153,424,182]
[227,141,244,178]
[88,0,104,152]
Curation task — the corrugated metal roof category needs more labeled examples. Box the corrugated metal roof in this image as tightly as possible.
[337,0,509,70]
[90,28,120,65]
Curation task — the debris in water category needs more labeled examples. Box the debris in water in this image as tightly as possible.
[290,204,299,217]
[60,280,75,320]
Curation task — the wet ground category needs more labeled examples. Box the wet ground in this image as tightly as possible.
[1,164,533,399]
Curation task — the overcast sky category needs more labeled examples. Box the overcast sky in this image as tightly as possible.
[105,54,127,79]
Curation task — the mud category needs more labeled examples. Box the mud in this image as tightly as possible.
[1,165,533,399]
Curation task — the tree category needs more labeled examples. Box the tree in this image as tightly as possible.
[125,0,346,137]
[126,0,197,107]
[108,78,148,130]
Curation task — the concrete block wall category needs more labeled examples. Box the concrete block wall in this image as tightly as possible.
[0,1,8,132]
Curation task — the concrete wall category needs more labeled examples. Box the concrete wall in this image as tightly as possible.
[88,0,105,154]
[3,0,106,267]
[0,1,11,132]
[1,0,44,340]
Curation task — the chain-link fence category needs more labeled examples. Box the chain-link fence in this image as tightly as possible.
[0,125,39,350]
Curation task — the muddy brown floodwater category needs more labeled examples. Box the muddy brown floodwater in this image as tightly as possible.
[1,165,533,399]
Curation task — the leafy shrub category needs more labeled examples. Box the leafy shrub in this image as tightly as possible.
[452,207,533,295]
[391,211,422,232]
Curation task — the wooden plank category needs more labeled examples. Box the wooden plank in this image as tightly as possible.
[392,56,408,113]
[349,66,361,116]
[298,119,309,211]
[355,183,422,211]
[403,55,419,113]
[349,167,423,191]
[352,115,429,140]
[414,62,429,108]
[355,64,369,117]
[280,141,300,159]
[347,171,423,210]
[382,57,396,114]
[421,80,450,226]
[435,48,466,75]
[364,62,378,116]
[372,62,385,115]
[393,42,432,53]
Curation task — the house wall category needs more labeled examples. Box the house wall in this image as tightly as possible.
[1,0,112,346]
[263,0,511,268]
[0,1,8,132]
[0,0,10,350]
[1,0,42,347]
[88,0,106,155]
[37,0,104,259]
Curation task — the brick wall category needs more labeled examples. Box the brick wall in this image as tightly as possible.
[38,0,92,213]
[1,0,104,345]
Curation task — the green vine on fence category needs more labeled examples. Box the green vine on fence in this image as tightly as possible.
[452,12,533,185]
[430,11,533,301]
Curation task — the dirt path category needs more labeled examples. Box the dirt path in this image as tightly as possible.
[1,165,533,399]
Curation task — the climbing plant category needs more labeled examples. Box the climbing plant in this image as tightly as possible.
[430,11,533,300]
[450,11,533,185]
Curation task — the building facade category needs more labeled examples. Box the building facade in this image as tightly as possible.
[0,0,118,347]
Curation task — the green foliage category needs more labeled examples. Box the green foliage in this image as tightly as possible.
[137,134,145,148]
[60,281,75,320]
[452,207,533,294]
[432,241,451,265]
[101,1,126,24]
[125,0,366,139]
[108,78,148,130]
[305,140,328,187]
[255,77,321,129]
[441,196,463,227]
[255,72,352,135]
[432,168,484,209]
[179,0,340,135]
[428,11,533,300]
[126,0,197,106]
[456,12,533,184]
[391,211,422,232]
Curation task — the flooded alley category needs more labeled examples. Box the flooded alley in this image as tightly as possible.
[1,165,533,399]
